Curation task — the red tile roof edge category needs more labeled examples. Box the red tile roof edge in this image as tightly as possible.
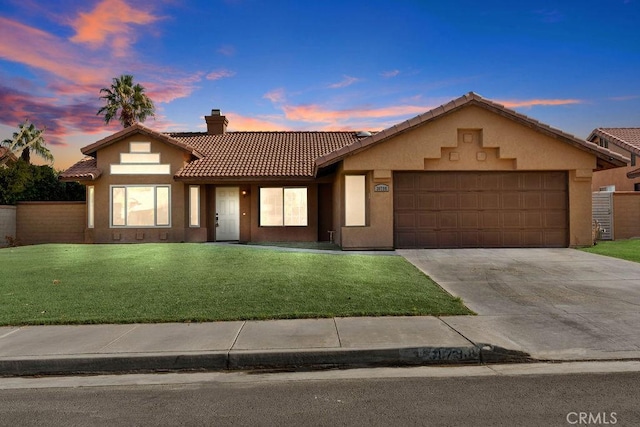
[59,157,101,181]
[589,128,640,156]
[81,123,204,159]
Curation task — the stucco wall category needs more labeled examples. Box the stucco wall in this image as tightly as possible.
[0,205,17,247]
[592,165,640,192]
[16,202,85,245]
[339,105,597,249]
[613,192,640,239]
[89,134,196,243]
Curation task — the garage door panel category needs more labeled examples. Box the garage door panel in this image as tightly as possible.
[481,211,501,228]
[481,231,502,247]
[501,174,521,190]
[438,231,459,248]
[544,192,567,209]
[394,171,568,248]
[523,231,543,247]
[524,193,543,209]
[460,231,480,247]
[459,193,479,210]
[544,172,567,190]
[418,212,437,228]
[395,212,416,228]
[502,193,521,209]
[524,212,543,227]
[502,212,522,228]
[480,193,500,209]
[523,173,543,190]
[439,194,458,209]
[439,212,458,228]
[545,212,567,228]
[544,231,566,247]
[460,212,479,228]
[396,194,415,209]
[458,174,481,191]
[417,194,436,209]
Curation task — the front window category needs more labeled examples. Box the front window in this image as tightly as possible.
[260,187,308,226]
[111,185,171,227]
[345,175,366,226]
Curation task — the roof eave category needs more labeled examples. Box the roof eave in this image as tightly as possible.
[81,123,203,159]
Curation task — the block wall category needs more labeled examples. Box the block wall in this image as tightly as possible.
[16,202,86,245]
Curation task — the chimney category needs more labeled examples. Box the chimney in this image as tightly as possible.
[205,109,228,135]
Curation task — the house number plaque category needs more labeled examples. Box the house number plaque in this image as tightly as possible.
[374,184,389,192]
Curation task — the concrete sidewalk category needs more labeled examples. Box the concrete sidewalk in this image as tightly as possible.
[0,316,529,377]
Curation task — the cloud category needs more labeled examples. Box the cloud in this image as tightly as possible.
[144,72,204,103]
[263,88,287,104]
[0,17,110,85]
[226,113,292,131]
[381,70,400,78]
[609,95,640,101]
[206,69,236,80]
[69,0,161,57]
[328,75,360,89]
[217,45,236,56]
[496,98,582,108]
[0,84,108,147]
[282,104,430,124]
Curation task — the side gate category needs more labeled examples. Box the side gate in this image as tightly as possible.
[592,192,613,240]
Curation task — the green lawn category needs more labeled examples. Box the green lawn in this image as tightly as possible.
[0,244,471,326]
[580,239,640,263]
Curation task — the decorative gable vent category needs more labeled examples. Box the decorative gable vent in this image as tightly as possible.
[110,142,171,175]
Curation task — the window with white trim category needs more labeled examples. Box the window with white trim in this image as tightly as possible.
[111,185,171,227]
[259,187,308,226]
[87,186,95,229]
[189,185,200,227]
[345,175,366,226]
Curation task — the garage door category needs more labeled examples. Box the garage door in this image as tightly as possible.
[394,171,568,248]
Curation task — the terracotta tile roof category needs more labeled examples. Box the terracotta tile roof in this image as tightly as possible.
[589,128,640,155]
[0,147,18,164]
[81,123,204,159]
[171,131,360,179]
[59,157,101,181]
[316,92,628,172]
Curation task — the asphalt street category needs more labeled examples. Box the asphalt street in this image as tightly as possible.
[1,363,639,426]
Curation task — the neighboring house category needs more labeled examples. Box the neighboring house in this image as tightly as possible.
[0,147,18,168]
[60,92,626,249]
[588,128,640,192]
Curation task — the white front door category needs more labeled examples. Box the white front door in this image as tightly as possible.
[215,187,240,241]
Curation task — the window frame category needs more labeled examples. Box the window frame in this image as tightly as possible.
[344,175,367,227]
[189,185,200,228]
[259,187,308,227]
[109,184,172,228]
[87,186,95,229]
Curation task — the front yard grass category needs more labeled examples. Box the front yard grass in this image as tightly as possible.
[580,239,640,263]
[0,244,471,326]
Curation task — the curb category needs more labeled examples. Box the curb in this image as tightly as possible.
[0,344,535,377]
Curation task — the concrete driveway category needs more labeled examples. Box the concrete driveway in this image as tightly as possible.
[399,248,640,361]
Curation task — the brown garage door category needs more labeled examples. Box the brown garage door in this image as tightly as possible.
[394,171,568,248]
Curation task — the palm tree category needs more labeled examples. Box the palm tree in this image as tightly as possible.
[97,74,155,128]
[1,119,53,164]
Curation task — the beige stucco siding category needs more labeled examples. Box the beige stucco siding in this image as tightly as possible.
[90,135,199,243]
[339,105,598,249]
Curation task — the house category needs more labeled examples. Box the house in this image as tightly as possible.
[588,128,640,192]
[589,128,640,240]
[0,147,18,168]
[60,92,626,249]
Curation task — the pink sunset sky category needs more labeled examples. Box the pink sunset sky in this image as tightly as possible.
[1,0,638,169]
